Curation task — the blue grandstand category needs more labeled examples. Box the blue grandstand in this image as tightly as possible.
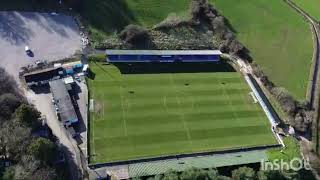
[106,50,222,63]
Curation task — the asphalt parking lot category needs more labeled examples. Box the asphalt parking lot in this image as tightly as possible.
[0,11,84,179]
[0,11,81,79]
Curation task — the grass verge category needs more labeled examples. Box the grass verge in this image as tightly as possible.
[292,0,320,20]
[267,137,301,163]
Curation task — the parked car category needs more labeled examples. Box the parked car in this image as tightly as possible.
[35,60,46,67]
[25,46,34,57]
[75,76,81,82]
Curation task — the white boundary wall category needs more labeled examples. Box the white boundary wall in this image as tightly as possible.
[244,75,285,147]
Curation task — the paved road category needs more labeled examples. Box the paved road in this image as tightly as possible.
[285,1,320,178]
[75,80,89,172]
[0,11,83,179]
[25,90,83,179]
[25,81,89,180]
[0,11,81,80]
[285,0,320,108]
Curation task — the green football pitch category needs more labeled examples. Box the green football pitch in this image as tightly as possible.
[88,62,278,163]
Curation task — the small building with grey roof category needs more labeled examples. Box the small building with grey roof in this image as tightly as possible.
[49,79,78,127]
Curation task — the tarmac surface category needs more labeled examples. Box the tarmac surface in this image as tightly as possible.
[0,11,81,79]
[0,11,84,179]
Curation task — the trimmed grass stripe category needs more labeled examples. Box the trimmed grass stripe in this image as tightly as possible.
[89,62,278,163]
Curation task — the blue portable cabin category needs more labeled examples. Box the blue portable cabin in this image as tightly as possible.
[65,68,74,75]
[73,63,83,69]
[105,50,222,63]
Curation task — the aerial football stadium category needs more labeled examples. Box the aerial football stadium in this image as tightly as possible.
[88,50,279,164]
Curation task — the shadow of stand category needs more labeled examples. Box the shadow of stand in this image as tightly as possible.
[113,61,236,74]
[69,83,86,144]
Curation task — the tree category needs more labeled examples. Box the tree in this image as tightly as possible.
[216,176,231,180]
[0,93,21,122]
[258,169,304,180]
[258,170,286,180]
[6,155,57,180]
[119,24,151,48]
[232,167,256,180]
[162,170,179,180]
[0,121,31,161]
[15,104,41,129]
[154,174,164,180]
[0,68,20,97]
[180,167,208,180]
[207,168,220,179]
[146,177,155,180]
[191,0,218,21]
[28,137,57,163]
[211,16,228,38]
[0,68,62,180]
[251,63,265,78]
[132,177,143,180]
[32,166,57,180]
[2,167,15,180]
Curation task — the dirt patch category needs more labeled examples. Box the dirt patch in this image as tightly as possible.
[95,100,104,115]
[94,100,105,116]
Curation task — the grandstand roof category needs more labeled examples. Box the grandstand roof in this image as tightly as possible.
[128,150,267,178]
[105,50,222,55]
[98,150,268,179]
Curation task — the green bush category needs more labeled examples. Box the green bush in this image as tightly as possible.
[88,54,106,62]
[28,137,57,163]
[231,167,256,180]
[15,104,41,129]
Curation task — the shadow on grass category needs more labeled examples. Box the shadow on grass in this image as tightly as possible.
[81,0,137,33]
[112,61,236,74]
[87,69,96,80]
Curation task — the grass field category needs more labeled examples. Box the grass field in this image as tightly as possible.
[267,137,301,163]
[88,62,278,163]
[81,0,190,35]
[292,0,320,20]
[1,0,314,101]
[212,0,313,100]
[85,0,314,100]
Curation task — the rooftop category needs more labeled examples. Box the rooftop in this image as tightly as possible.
[95,150,268,179]
[62,61,82,68]
[64,76,74,84]
[105,50,222,56]
[49,79,78,124]
[24,67,63,83]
